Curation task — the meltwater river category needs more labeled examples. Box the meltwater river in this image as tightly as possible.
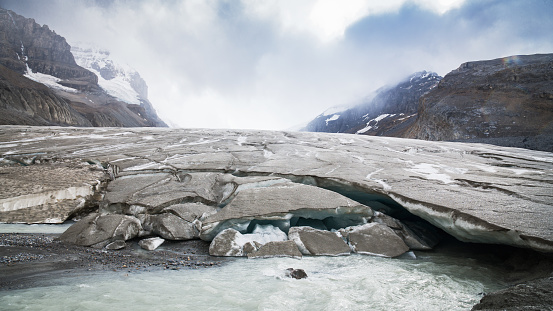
[0,249,505,311]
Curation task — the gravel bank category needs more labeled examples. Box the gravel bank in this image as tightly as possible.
[0,233,229,290]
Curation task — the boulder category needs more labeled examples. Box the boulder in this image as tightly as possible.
[59,213,141,248]
[342,223,409,258]
[139,237,165,251]
[209,228,244,256]
[247,241,303,259]
[285,268,308,279]
[288,226,351,256]
[146,213,199,240]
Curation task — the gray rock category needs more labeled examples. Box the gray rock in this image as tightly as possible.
[59,213,141,247]
[247,241,303,259]
[139,237,165,251]
[163,203,218,222]
[372,212,436,250]
[344,223,410,257]
[285,268,308,279]
[242,241,262,255]
[147,213,199,240]
[209,228,244,257]
[288,226,351,256]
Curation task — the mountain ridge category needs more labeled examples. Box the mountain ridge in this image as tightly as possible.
[0,8,167,127]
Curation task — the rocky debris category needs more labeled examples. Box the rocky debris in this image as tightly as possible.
[59,213,141,248]
[341,223,410,257]
[247,241,303,259]
[139,237,165,251]
[285,268,308,279]
[403,54,553,152]
[288,226,351,256]
[0,159,108,224]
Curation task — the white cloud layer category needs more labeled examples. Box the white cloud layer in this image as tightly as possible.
[1,0,552,130]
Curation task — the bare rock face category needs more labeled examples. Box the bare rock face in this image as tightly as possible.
[247,241,303,259]
[403,54,553,152]
[59,213,142,248]
[288,226,351,256]
[342,223,410,258]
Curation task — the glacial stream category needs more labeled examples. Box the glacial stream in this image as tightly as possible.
[1,225,507,311]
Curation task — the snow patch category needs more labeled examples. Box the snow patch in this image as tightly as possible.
[325,114,340,126]
[24,65,79,93]
[356,114,395,134]
[406,163,454,184]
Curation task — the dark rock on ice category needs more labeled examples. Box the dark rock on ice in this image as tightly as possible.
[286,268,308,279]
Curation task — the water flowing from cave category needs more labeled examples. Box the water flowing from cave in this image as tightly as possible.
[0,252,505,310]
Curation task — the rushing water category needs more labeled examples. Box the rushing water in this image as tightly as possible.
[0,250,506,311]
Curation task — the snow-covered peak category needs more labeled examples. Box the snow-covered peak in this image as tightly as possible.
[71,43,147,106]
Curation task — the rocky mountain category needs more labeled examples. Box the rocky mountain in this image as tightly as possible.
[403,54,553,152]
[0,8,166,127]
[302,71,442,136]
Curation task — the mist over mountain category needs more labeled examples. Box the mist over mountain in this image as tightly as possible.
[0,8,166,127]
[302,71,441,136]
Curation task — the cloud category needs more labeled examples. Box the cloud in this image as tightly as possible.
[0,0,551,130]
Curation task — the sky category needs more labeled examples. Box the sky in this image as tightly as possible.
[1,0,552,130]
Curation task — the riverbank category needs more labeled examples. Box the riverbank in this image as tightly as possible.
[0,233,228,290]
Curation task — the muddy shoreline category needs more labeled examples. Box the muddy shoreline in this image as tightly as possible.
[0,233,229,291]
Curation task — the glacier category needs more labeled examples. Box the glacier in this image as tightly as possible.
[0,126,552,254]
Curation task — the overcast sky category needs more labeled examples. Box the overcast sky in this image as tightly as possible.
[1,0,552,130]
